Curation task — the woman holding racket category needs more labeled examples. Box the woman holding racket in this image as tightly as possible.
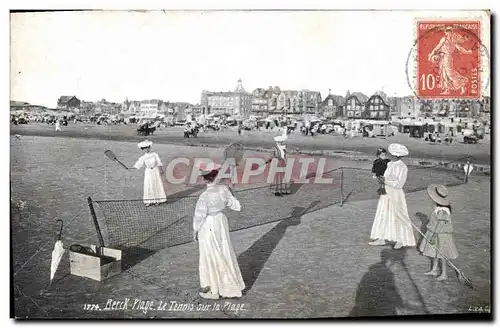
[133,140,167,206]
[193,162,245,299]
[271,128,292,196]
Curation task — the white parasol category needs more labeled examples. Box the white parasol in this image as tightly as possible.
[50,220,65,286]
[464,161,474,176]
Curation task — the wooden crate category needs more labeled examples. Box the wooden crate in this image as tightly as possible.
[69,245,122,281]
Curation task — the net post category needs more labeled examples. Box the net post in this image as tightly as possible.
[340,167,344,207]
[87,196,105,247]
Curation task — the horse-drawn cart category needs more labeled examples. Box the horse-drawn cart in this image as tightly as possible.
[137,123,156,136]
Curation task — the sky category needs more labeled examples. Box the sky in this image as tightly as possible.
[10,10,490,108]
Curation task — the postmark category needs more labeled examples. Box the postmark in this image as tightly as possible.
[406,18,490,100]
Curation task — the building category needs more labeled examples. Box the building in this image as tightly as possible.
[417,99,434,117]
[95,99,121,115]
[251,88,269,115]
[319,90,344,118]
[483,96,491,112]
[57,96,81,111]
[163,102,193,121]
[266,86,281,113]
[139,99,163,117]
[264,88,321,115]
[455,100,478,118]
[414,98,485,119]
[480,96,491,119]
[234,79,253,117]
[10,101,31,111]
[285,91,299,114]
[191,104,203,116]
[121,98,130,113]
[201,91,235,115]
[397,96,418,117]
[387,96,417,117]
[344,91,368,119]
[366,92,390,120]
[299,90,322,114]
[277,91,287,112]
[200,79,252,117]
[80,101,96,116]
[127,101,141,114]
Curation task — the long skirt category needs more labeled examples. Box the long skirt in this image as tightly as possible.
[370,185,416,246]
[419,232,458,259]
[143,167,167,205]
[271,158,292,195]
[198,212,245,298]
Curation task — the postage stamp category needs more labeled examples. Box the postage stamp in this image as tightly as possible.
[414,20,485,99]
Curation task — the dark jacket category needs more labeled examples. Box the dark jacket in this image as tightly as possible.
[372,158,391,177]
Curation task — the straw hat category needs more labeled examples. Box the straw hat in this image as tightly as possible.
[388,143,409,157]
[138,140,153,149]
[199,161,221,175]
[427,184,450,206]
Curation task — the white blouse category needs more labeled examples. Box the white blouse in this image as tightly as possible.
[193,183,241,232]
[384,160,408,189]
[133,152,163,170]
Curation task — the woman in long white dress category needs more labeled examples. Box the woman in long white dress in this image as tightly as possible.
[133,140,167,206]
[193,163,245,300]
[369,143,416,249]
[272,128,292,196]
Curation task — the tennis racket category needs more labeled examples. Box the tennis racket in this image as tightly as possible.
[104,150,129,170]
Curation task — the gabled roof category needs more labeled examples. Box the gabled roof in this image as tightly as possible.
[252,88,266,97]
[372,91,389,104]
[58,96,78,103]
[321,94,344,106]
[262,90,274,98]
[348,92,369,103]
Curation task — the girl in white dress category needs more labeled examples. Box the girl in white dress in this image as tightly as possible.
[369,143,416,249]
[193,163,245,300]
[419,184,458,281]
[133,140,167,206]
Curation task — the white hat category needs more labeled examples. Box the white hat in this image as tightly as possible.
[138,140,153,149]
[388,143,409,157]
[199,161,221,175]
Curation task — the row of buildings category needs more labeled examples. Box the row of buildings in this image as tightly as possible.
[199,79,491,120]
[49,79,491,121]
[200,79,322,117]
[55,96,195,120]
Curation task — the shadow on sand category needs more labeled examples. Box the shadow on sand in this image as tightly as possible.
[238,200,320,294]
[349,248,428,317]
[349,248,406,317]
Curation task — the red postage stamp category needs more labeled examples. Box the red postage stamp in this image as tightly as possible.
[416,20,481,99]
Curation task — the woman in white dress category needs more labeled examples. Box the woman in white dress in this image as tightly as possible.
[369,143,416,249]
[193,163,245,300]
[133,140,167,206]
[272,128,291,196]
